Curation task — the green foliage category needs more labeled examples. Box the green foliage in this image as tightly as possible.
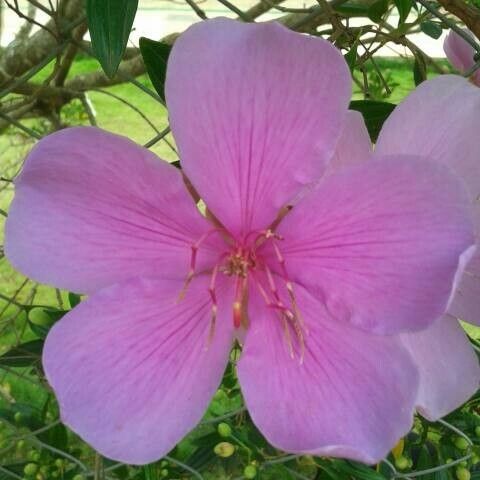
[420,20,444,39]
[139,38,172,104]
[349,99,396,141]
[86,0,139,77]
[394,0,413,24]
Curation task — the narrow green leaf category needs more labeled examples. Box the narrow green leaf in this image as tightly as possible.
[68,291,81,308]
[139,37,172,103]
[394,0,412,24]
[28,307,68,338]
[349,100,396,142]
[86,0,138,77]
[368,0,390,22]
[413,51,427,86]
[344,44,358,74]
[0,340,43,367]
[420,21,443,39]
[334,2,370,16]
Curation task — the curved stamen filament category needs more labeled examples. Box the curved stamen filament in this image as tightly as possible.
[252,271,305,364]
[269,239,306,332]
[178,228,225,301]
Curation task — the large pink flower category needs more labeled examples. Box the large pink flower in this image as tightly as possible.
[5,19,476,464]
[375,74,480,420]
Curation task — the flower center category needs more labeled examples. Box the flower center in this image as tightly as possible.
[179,228,306,362]
[223,251,255,278]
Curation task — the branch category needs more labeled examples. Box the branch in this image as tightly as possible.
[436,0,480,41]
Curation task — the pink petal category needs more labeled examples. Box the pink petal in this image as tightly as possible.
[444,30,480,86]
[43,275,234,464]
[271,156,474,334]
[401,315,480,420]
[375,75,480,325]
[166,18,351,237]
[5,127,220,294]
[326,110,372,174]
[237,282,418,464]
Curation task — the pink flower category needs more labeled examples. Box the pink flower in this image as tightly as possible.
[444,28,480,86]
[375,74,480,421]
[4,19,477,465]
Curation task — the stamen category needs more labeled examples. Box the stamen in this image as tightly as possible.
[251,271,305,364]
[178,228,225,301]
[233,276,249,329]
[270,239,306,333]
[207,263,219,345]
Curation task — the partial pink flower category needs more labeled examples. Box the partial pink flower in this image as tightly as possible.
[444,29,480,87]
[5,19,476,464]
[347,73,480,421]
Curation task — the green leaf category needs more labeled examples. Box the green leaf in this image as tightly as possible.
[394,0,412,24]
[344,44,358,74]
[349,100,396,142]
[334,2,370,16]
[86,0,138,77]
[68,292,81,308]
[413,51,427,86]
[38,422,68,450]
[0,339,43,367]
[420,21,443,39]
[139,37,172,103]
[28,307,68,338]
[368,0,390,22]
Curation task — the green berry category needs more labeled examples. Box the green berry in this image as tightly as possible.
[213,389,228,401]
[455,437,470,450]
[217,422,232,437]
[160,470,168,478]
[23,464,38,476]
[475,426,480,438]
[14,412,22,424]
[456,467,471,480]
[244,464,257,479]
[72,475,86,480]
[28,308,52,327]
[394,456,409,470]
[16,440,26,450]
[54,459,64,469]
[213,441,235,458]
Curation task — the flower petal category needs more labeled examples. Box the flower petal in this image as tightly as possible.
[401,315,480,420]
[444,30,480,86]
[166,18,351,236]
[237,282,418,463]
[43,275,233,464]
[5,127,219,294]
[375,75,480,325]
[326,110,372,174]
[272,156,475,334]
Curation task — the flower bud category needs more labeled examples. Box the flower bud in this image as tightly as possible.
[214,441,235,458]
[244,464,257,479]
[456,467,471,480]
[454,437,470,450]
[394,456,409,470]
[217,422,232,437]
[23,463,38,476]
